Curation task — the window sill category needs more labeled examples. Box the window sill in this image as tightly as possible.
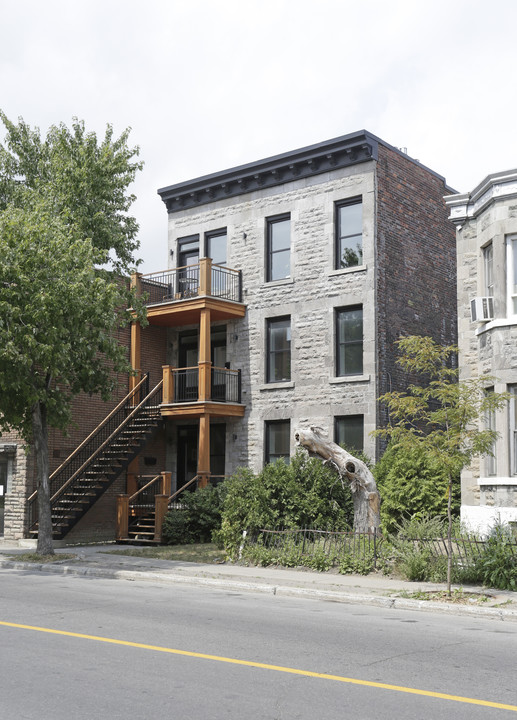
[479,476,517,486]
[263,277,294,287]
[330,374,370,384]
[475,317,517,335]
[328,265,367,278]
[259,382,295,391]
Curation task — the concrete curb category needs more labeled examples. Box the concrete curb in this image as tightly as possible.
[2,558,517,622]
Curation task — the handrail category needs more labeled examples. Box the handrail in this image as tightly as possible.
[168,475,199,504]
[49,380,163,504]
[27,374,150,503]
[141,262,241,278]
[128,474,161,503]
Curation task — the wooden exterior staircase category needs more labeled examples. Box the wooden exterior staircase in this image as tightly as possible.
[27,374,163,540]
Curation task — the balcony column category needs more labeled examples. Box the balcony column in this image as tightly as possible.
[197,413,210,488]
[129,272,142,397]
[198,307,211,402]
[199,257,212,296]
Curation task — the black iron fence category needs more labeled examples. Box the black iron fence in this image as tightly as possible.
[211,367,241,403]
[141,263,242,306]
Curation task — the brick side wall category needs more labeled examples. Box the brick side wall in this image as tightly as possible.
[375,145,458,438]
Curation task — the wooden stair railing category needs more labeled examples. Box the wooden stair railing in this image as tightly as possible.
[28,375,164,540]
[117,472,171,543]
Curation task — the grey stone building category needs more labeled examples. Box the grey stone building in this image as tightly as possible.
[446,170,517,534]
[154,130,457,481]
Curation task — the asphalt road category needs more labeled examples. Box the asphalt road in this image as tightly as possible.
[0,568,516,719]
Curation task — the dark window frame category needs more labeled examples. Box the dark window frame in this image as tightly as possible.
[334,415,364,453]
[335,305,363,377]
[265,419,291,465]
[205,228,227,266]
[266,316,291,383]
[335,197,363,270]
[266,213,291,282]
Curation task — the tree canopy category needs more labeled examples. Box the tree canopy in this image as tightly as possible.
[0,112,145,553]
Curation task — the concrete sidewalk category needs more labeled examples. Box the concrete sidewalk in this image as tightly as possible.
[1,540,516,622]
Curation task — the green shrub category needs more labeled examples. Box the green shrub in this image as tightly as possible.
[162,483,224,545]
[374,442,460,534]
[216,451,353,557]
[467,524,517,591]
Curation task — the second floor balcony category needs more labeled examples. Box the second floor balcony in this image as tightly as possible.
[134,258,245,327]
[161,364,245,418]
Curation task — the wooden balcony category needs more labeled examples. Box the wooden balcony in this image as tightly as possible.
[160,364,245,418]
[134,259,246,327]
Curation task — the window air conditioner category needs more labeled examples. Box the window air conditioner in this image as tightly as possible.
[470,296,494,322]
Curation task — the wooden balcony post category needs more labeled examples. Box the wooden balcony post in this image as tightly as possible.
[199,257,212,296]
[126,471,138,497]
[129,273,142,399]
[162,365,174,404]
[161,471,172,496]
[197,413,210,488]
[116,495,129,540]
[199,308,211,401]
[154,495,169,543]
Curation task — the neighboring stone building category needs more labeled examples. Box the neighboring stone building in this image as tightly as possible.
[1,130,458,544]
[446,170,517,534]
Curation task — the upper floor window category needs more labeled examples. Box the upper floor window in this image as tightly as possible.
[336,306,363,376]
[265,420,290,465]
[267,215,290,281]
[206,229,227,266]
[177,235,199,268]
[507,235,517,316]
[334,415,364,453]
[483,243,494,297]
[335,199,363,269]
[267,317,291,383]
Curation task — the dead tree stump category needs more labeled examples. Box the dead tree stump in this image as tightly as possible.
[295,426,381,533]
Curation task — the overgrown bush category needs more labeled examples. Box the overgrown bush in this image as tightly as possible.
[374,442,460,534]
[456,523,517,591]
[162,483,224,545]
[388,515,453,583]
[214,450,353,557]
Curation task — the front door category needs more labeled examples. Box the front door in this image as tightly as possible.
[177,425,198,490]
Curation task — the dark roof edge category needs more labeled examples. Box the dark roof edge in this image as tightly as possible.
[158,130,452,213]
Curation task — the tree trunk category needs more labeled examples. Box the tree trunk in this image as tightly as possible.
[447,474,452,596]
[32,401,54,555]
[295,427,381,533]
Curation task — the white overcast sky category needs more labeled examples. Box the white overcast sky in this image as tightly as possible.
[2,0,516,273]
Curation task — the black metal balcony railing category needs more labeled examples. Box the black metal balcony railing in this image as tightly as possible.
[173,367,199,403]
[141,263,242,306]
[211,367,241,403]
[170,367,241,404]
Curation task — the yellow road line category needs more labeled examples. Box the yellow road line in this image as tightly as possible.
[1,620,516,712]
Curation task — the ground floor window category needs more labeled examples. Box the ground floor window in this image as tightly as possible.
[265,420,290,465]
[485,388,497,476]
[334,415,364,453]
[510,386,517,475]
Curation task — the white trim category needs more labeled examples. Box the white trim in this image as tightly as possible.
[478,476,517,486]
[259,382,295,391]
[461,504,517,537]
[328,264,367,278]
[474,317,517,335]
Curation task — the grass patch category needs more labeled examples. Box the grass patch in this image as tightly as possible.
[9,552,77,563]
[106,543,225,564]
[398,588,493,604]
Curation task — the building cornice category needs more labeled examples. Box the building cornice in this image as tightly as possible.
[445,169,517,224]
[157,131,379,213]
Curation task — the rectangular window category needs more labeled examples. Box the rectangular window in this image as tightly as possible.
[336,199,363,269]
[265,420,291,465]
[206,229,227,266]
[507,235,517,316]
[267,215,290,281]
[510,386,517,476]
[486,388,497,477]
[334,416,364,453]
[267,317,291,383]
[484,243,494,297]
[336,306,363,376]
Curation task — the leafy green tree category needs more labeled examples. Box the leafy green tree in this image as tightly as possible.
[374,442,460,534]
[0,113,144,554]
[374,335,508,593]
